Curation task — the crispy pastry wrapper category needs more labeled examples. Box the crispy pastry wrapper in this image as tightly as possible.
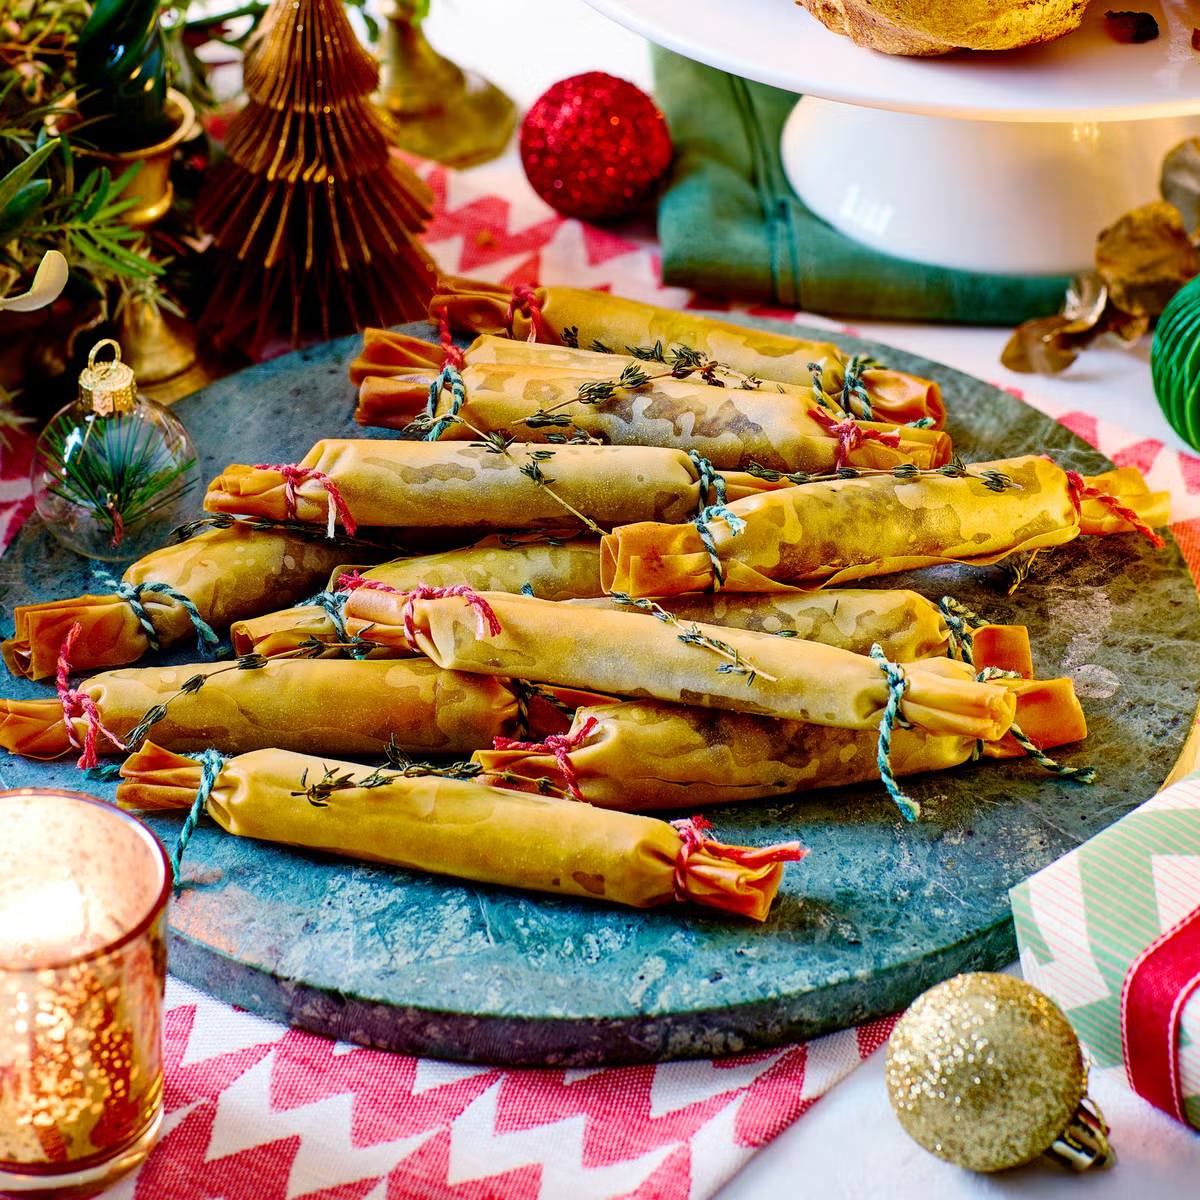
[117,744,803,920]
[475,677,1087,811]
[343,590,1016,741]
[0,657,578,761]
[1079,466,1172,536]
[572,592,1034,674]
[230,533,605,658]
[1,524,354,681]
[353,338,952,475]
[205,440,782,532]
[429,278,946,427]
[601,456,1170,596]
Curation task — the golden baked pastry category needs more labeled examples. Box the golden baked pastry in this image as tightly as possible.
[797,0,1088,55]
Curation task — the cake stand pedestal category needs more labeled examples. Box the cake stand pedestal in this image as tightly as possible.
[584,0,1200,274]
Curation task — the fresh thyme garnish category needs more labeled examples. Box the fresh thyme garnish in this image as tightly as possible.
[122,637,385,749]
[171,512,393,550]
[292,754,567,807]
[1003,549,1041,595]
[408,394,607,535]
[609,592,777,684]
[743,457,1018,493]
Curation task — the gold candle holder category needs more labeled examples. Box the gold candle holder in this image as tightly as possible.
[0,790,170,1197]
[377,0,517,168]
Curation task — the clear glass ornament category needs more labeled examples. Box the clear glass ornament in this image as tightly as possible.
[31,339,200,562]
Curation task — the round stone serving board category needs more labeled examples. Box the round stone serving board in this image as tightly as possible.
[3,318,1199,1066]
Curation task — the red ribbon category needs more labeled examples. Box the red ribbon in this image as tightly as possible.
[55,622,126,770]
[810,408,901,471]
[1121,904,1200,1122]
[436,305,465,371]
[506,284,549,343]
[669,814,807,902]
[338,575,502,650]
[1065,469,1165,549]
[491,716,600,802]
[253,463,357,538]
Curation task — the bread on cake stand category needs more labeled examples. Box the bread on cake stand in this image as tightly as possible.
[582,0,1200,275]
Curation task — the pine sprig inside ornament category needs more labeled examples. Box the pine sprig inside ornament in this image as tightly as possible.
[520,72,673,223]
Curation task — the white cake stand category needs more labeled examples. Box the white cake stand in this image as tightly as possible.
[583,0,1200,274]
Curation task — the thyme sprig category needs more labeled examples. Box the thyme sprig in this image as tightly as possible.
[294,757,482,807]
[464,421,606,536]
[1003,549,1041,596]
[744,456,1017,494]
[609,592,777,685]
[171,512,394,551]
[121,636,385,749]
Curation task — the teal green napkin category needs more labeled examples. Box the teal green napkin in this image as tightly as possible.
[652,47,1069,324]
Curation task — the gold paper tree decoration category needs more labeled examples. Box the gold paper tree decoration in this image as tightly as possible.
[197,0,438,352]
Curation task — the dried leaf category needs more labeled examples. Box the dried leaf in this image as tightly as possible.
[1061,271,1107,332]
[1097,306,1151,346]
[1001,315,1082,375]
[1095,200,1200,317]
[1162,138,1200,234]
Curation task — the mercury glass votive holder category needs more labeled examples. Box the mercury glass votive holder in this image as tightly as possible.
[0,789,170,1197]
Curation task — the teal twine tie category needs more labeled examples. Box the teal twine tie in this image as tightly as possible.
[975,667,1097,784]
[841,355,874,421]
[424,364,467,440]
[300,587,376,658]
[687,450,727,508]
[170,748,227,886]
[93,569,219,658]
[694,505,745,589]
[938,595,985,666]
[869,644,919,822]
[303,588,350,640]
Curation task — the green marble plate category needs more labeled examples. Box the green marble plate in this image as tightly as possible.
[3,317,1199,1066]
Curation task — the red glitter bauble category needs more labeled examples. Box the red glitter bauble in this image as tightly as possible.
[520,72,673,223]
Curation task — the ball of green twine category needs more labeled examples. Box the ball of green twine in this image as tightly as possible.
[1151,272,1200,451]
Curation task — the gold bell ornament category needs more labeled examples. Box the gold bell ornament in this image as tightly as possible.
[885,973,1114,1173]
[31,339,201,561]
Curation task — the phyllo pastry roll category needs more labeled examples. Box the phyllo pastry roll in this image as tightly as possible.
[474,676,1089,812]
[352,335,952,475]
[429,277,946,426]
[117,744,805,921]
[602,456,1171,596]
[204,440,781,534]
[0,657,566,763]
[341,588,1016,742]
[230,533,604,658]
[569,591,1031,673]
[2,523,354,681]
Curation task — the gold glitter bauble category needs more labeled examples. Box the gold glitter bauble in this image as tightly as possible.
[885,973,1086,1172]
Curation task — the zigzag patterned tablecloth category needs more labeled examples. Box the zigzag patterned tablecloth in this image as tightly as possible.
[3,157,1200,1199]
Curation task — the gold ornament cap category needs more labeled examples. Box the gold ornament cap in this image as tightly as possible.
[79,339,137,416]
[885,972,1114,1173]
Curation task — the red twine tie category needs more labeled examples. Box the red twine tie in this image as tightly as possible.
[1120,902,1200,1122]
[338,575,502,651]
[55,622,126,770]
[506,284,550,343]
[1065,469,1165,549]
[253,464,357,538]
[436,305,466,371]
[491,716,601,802]
[670,814,807,902]
[810,408,902,471]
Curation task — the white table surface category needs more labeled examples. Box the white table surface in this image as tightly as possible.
[408,1,1199,1191]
